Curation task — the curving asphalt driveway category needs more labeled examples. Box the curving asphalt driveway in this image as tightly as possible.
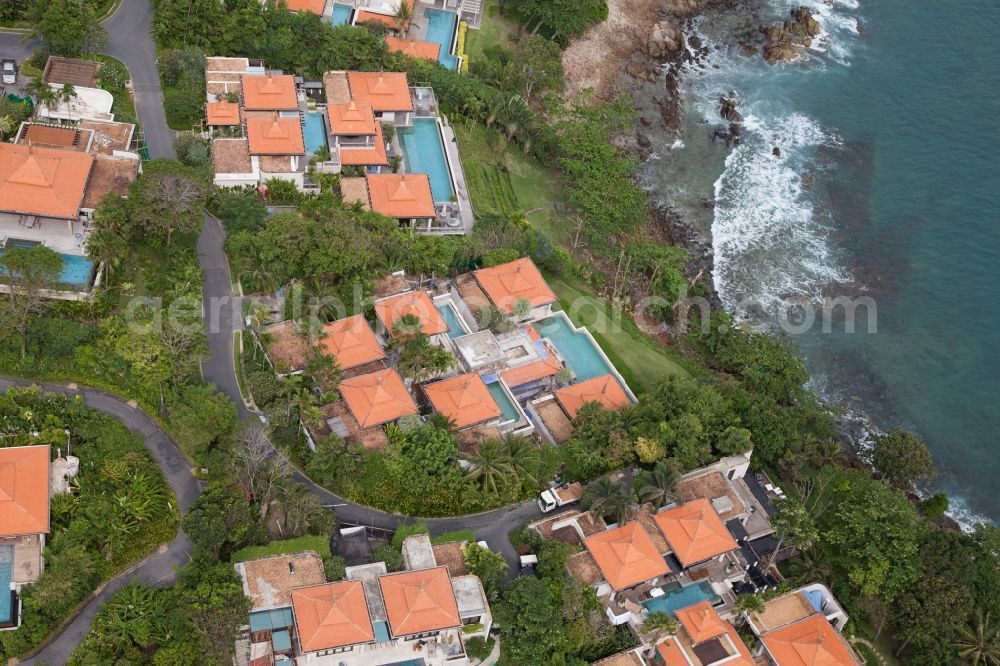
[0,377,198,666]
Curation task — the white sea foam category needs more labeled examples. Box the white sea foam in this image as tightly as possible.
[711,112,849,315]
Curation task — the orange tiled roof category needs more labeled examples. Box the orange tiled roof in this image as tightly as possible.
[378,565,461,637]
[653,498,738,568]
[355,2,412,30]
[676,601,728,644]
[555,375,630,419]
[319,315,385,370]
[339,368,418,428]
[424,373,502,429]
[374,290,448,336]
[501,356,561,387]
[283,0,327,13]
[724,621,756,666]
[329,100,377,135]
[473,257,557,314]
[656,638,687,666]
[206,100,241,125]
[292,581,375,653]
[0,143,93,219]
[761,614,859,666]
[366,173,435,218]
[241,73,298,111]
[347,71,414,112]
[583,522,670,591]
[246,117,305,155]
[0,445,50,536]
[386,36,441,61]
[340,121,389,166]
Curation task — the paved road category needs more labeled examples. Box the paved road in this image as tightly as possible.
[0,31,37,64]
[0,378,199,666]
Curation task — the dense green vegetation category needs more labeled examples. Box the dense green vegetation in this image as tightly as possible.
[0,388,177,660]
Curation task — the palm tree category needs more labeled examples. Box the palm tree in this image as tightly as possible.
[501,435,540,485]
[290,387,317,421]
[808,438,844,469]
[787,548,832,585]
[463,439,514,495]
[393,0,413,38]
[25,77,57,110]
[392,313,424,339]
[428,412,458,433]
[953,609,1000,665]
[582,477,636,525]
[638,460,680,508]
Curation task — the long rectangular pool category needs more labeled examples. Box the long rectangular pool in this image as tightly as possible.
[424,8,460,70]
[302,111,327,156]
[398,118,454,202]
[487,382,520,423]
[436,303,467,339]
[642,581,718,617]
[330,3,353,25]
[533,315,616,383]
[0,545,12,625]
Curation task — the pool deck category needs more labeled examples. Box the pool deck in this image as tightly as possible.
[438,119,475,233]
[0,214,89,256]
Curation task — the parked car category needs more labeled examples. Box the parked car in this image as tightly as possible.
[1,59,17,85]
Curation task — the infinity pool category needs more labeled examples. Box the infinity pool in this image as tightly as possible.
[424,9,460,70]
[642,581,718,617]
[302,111,327,156]
[330,3,353,25]
[487,382,520,423]
[533,314,616,383]
[398,118,454,202]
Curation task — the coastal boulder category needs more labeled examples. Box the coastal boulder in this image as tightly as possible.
[719,95,741,123]
[648,20,684,58]
[759,7,822,63]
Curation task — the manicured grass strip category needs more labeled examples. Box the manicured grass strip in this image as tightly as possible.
[231,535,332,562]
[432,529,476,545]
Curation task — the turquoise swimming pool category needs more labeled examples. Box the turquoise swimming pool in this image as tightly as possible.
[0,241,93,287]
[424,8,460,70]
[487,382,520,423]
[330,3,353,25]
[533,315,616,383]
[398,118,454,202]
[642,581,718,618]
[0,545,12,625]
[302,111,327,156]
[436,303,466,338]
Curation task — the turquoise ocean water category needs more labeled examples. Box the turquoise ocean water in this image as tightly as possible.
[640,0,1000,523]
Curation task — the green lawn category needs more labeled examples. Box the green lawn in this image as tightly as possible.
[464,0,516,66]
[549,277,690,393]
[454,122,572,246]
[231,535,332,562]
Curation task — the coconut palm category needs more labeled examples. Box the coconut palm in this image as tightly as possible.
[501,435,540,485]
[289,387,317,421]
[392,313,424,339]
[808,438,844,469]
[953,609,1000,665]
[463,439,514,495]
[25,77,56,109]
[428,412,458,433]
[638,460,680,508]
[787,548,833,585]
[582,477,636,525]
[393,0,413,37]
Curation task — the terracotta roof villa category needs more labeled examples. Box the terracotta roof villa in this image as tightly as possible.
[282,0,328,14]
[291,580,375,653]
[339,368,418,428]
[378,565,461,636]
[205,100,241,126]
[328,100,377,135]
[424,373,502,429]
[654,498,739,569]
[583,522,669,591]
[0,143,94,219]
[347,71,414,112]
[555,374,631,419]
[0,445,50,537]
[318,315,386,370]
[246,116,305,155]
[473,257,557,315]
[374,289,448,336]
[759,614,861,666]
[386,36,441,61]
[241,73,298,111]
[655,602,754,666]
[236,552,326,610]
[677,600,728,644]
[365,173,436,220]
